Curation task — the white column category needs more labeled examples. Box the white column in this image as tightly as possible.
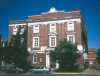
[46,51,50,69]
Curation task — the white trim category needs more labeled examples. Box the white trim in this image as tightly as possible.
[46,48,55,51]
[40,46,47,52]
[28,18,81,26]
[48,7,57,13]
[9,23,26,26]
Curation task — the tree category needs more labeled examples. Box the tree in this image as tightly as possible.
[0,34,2,65]
[96,49,100,64]
[8,26,30,70]
[51,39,80,72]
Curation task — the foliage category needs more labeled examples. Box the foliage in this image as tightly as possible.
[51,39,80,72]
[0,26,30,71]
[11,26,30,70]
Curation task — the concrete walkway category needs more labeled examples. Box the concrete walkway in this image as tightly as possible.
[52,72,80,75]
[81,68,100,75]
[52,68,100,75]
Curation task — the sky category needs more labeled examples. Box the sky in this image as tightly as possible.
[0,0,100,49]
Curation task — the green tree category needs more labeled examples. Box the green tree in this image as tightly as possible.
[0,34,2,65]
[9,26,30,70]
[51,39,80,72]
[97,49,100,64]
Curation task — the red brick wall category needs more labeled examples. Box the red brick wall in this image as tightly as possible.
[27,27,33,48]
[8,26,13,42]
[75,21,82,44]
[56,22,67,43]
[40,24,49,47]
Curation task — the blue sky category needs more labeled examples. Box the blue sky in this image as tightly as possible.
[0,0,100,48]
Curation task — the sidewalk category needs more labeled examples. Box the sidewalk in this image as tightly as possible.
[52,68,100,75]
[52,72,80,75]
[81,68,100,75]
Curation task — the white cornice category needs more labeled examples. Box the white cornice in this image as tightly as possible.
[28,18,81,26]
[9,23,27,26]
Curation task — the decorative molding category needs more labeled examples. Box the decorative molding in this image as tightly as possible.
[9,23,26,26]
[28,18,81,26]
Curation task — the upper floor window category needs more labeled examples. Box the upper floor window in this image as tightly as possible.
[33,25,39,33]
[20,27,25,35]
[67,35,75,43]
[49,36,56,47]
[67,21,74,31]
[49,24,56,33]
[33,37,39,48]
[13,25,18,35]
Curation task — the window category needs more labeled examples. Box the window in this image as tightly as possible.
[33,54,37,63]
[67,21,74,31]
[33,25,39,33]
[13,25,18,35]
[67,35,75,43]
[51,37,55,46]
[49,36,56,47]
[33,37,39,48]
[20,27,25,35]
[49,24,56,33]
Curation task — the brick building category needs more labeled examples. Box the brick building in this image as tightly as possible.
[8,7,88,69]
[88,48,96,65]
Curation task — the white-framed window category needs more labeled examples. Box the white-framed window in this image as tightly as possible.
[33,24,39,33]
[33,54,37,63]
[67,35,75,43]
[20,27,25,35]
[49,36,56,47]
[33,37,39,48]
[67,21,74,31]
[13,25,18,35]
[49,23,56,33]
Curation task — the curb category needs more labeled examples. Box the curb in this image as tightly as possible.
[52,72,80,74]
[52,72,100,75]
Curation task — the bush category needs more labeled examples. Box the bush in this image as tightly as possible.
[55,65,80,72]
